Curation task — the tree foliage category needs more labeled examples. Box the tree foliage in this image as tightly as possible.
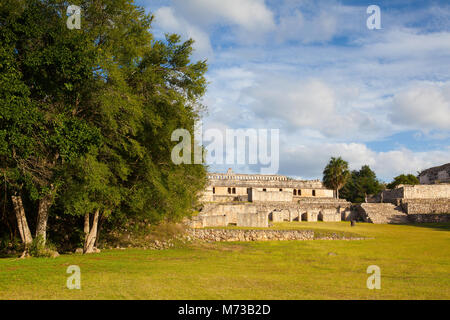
[340,165,384,203]
[322,157,350,199]
[0,0,208,254]
[386,174,419,189]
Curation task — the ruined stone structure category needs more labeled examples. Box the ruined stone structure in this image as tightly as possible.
[189,164,450,227]
[359,182,450,224]
[189,169,351,228]
[187,228,365,242]
[418,163,450,184]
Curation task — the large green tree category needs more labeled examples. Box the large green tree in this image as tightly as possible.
[0,0,101,254]
[340,165,384,203]
[323,157,350,199]
[1,0,208,255]
[387,174,419,189]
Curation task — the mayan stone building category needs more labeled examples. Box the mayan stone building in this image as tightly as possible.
[418,163,450,184]
[190,169,351,228]
[359,163,450,224]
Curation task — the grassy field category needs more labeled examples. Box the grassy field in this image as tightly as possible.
[0,221,449,299]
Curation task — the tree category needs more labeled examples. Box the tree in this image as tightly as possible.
[340,165,384,203]
[323,157,350,199]
[387,174,419,189]
[0,0,101,254]
[1,0,209,256]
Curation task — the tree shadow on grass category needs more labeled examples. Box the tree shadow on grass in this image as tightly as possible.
[0,252,19,258]
[403,222,450,232]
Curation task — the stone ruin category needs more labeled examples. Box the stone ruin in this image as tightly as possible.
[418,163,450,184]
[189,164,450,227]
[188,169,352,228]
[358,168,450,224]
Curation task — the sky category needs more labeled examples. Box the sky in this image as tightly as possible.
[135,0,450,182]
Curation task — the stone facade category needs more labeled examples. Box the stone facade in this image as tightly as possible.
[380,184,450,214]
[188,214,229,228]
[249,189,293,202]
[418,163,450,184]
[401,184,450,199]
[237,212,269,228]
[400,199,450,214]
[192,169,351,228]
[358,177,450,223]
[201,168,334,203]
[319,209,342,222]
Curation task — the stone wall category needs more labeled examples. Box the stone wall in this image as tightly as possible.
[304,209,320,222]
[188,228,314,241]
[269,209,292,222]
[237,212,269,228]
[270,210,283,222]
[383,184,450,201]
[419,163,450,184]
[188,214,228,228]
[207,173,323,189]
[297,197,349,205]
[401,199,450,214]
[200,203,257,224]
[196,198,351,227]
[249,189,293,202]
[319,209,341,222]
[382,188,405,203]
[200,194,248,202]
[187,228,364,242]
[402,184,450,199]
[407,214,450,223]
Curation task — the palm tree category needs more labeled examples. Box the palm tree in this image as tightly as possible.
[323,157,350,199]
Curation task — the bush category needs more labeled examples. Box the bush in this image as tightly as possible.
[28,236,59,258]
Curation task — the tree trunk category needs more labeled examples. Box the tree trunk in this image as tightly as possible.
[84,213,90,242]
[84,209,99,254]
[35,185,56,248]
[11,195,32,246]
[94,211,104,248]
[35,193,52,247]
[12,194,32,257]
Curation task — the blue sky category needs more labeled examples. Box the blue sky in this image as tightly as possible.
[136,0,450,182]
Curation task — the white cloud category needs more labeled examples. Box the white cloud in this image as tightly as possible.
[173,0,275,33]
[358,29,450,61]
[154,6,213,59]
[241,77,388,140]
[280,143,450,181]
[275,3,361,44]
[391,82,450,131]
[145,0,450,181]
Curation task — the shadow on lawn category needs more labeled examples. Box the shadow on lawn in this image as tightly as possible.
[0,252,19,258]
[402,222,450,232]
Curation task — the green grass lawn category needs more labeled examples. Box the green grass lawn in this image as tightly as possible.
[0,222,449,299]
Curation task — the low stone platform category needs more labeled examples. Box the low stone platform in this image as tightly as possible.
[187,228,365,242]
[357,203,409,224]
